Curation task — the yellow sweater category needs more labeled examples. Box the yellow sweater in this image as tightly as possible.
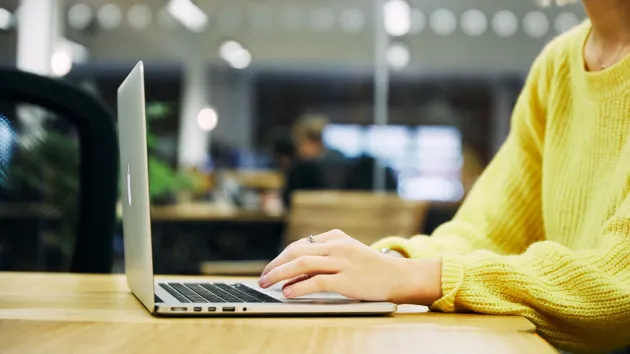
[372,21,630,353]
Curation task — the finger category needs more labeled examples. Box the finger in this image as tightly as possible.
[284,229,345,249]
[282,275,338,298]
[261,230,346,276]
[261,243,331,276]
[260,256,338,288]
[262,239,321,276]
[311,229,346,243]
[282,274,311,289]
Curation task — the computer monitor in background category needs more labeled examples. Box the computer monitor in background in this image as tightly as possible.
[321,124,364,159]
[402,126,463,202]
[322,124,463,202]
[365,125,411,165]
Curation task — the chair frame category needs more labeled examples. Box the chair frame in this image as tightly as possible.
[0,68,119,273]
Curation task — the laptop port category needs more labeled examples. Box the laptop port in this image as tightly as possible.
[193,307,202,312]
[208,307,216,312]
[222,307,235,312]
[243,307,247,312]
[170,307,187,312]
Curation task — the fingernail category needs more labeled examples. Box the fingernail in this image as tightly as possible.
[283,287,292,297]
[258,276,268,287]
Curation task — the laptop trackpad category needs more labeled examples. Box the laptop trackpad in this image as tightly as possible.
[247,281,360,304]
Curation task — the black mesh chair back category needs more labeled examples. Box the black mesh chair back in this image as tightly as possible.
[0,68,118,273]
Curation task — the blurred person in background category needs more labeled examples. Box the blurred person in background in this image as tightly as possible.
[343,154,398,192]
[292,114,349,190]
[270,129,324,208]
[259,0,630,352]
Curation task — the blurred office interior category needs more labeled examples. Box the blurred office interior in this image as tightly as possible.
[0,0,584,274]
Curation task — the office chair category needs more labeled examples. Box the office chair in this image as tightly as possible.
[0,68,118,273]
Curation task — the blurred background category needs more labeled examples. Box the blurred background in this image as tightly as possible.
[0,0,584,275]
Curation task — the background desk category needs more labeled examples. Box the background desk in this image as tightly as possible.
[150,203,285,223]
[141,204,285,275]
[0,272,556,354]
[0,203,62,271]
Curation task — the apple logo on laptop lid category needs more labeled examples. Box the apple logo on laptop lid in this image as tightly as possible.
[127,164,132,206]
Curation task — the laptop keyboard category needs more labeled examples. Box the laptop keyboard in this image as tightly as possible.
[159,283,281,303]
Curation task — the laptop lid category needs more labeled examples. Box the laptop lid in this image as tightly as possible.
[117,61,155,312]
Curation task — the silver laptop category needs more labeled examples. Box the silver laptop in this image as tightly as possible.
[117,61,397,316]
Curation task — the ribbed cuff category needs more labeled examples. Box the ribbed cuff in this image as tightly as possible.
[430,254,466,313]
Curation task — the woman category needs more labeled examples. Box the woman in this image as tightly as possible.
[259,0,630,352]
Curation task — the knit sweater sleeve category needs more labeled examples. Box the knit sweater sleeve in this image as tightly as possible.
[432,195,630,353]
[370,49,549,259]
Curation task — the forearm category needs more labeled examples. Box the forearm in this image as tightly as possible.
[387,258,442,305]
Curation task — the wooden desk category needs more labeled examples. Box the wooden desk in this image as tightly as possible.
[0,272,556,354]
[150,203,285,223]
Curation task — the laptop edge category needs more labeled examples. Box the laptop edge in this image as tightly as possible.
[117,61,397,316]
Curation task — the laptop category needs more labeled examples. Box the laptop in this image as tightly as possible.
[117,61,397,316]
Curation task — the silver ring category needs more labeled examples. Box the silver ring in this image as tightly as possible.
[307,235,315,244]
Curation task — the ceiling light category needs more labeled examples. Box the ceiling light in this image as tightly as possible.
[62,38,89,64]
[219,40,242,61]
[386,42,410,70]
[51,50,73,77]
[54,38,89,65]
[228,48,251,69]
[409,9,426,34]
[492,10,518,37]
[168,0,208,33]
[461,9,487,37]
[197,108,218,132]
[0,8,12,30]
[384,0,411,37]
[430,9,457,36]
[523,11,549,38]
[128,3,152,31]
[219,40,251,69]
[97,4,123,30]
[68,3,92,31]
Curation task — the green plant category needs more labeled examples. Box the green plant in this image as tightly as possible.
[147,155,194,199]
[145,102,197,201]
[4,102,196,248]
[3,129,80,257]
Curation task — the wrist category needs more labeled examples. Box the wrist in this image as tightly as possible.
[380,248,404,258]
[387,258,443,305]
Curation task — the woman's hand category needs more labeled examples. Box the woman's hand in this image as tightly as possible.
[259,229,443,305]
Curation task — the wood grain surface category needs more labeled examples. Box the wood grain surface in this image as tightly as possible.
[0,272,556,354]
